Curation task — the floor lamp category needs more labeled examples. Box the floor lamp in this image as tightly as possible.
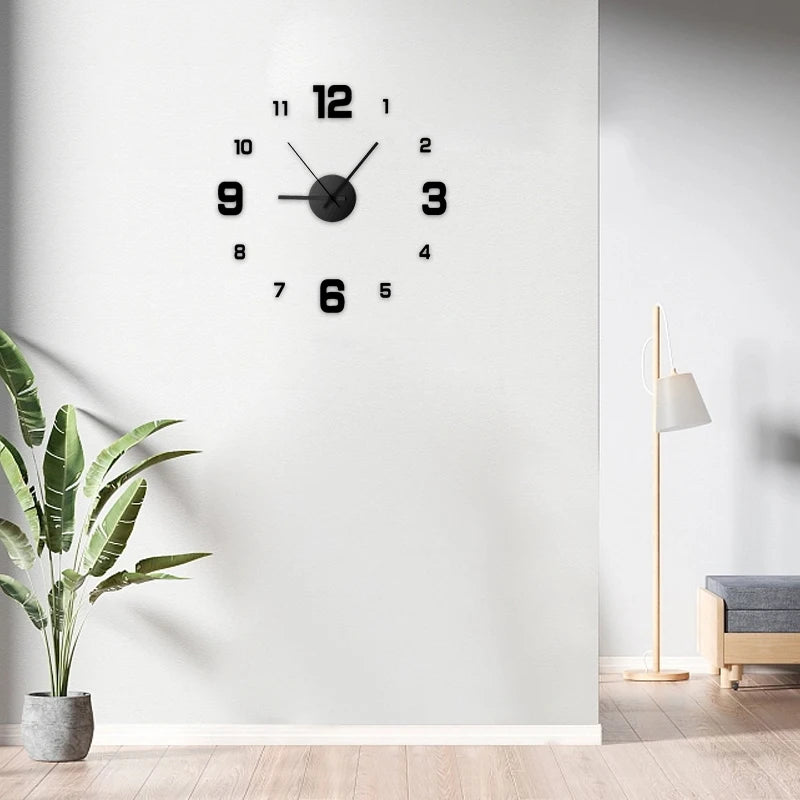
[624,304,711,682]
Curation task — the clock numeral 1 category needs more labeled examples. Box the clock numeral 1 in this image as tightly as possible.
[419,244,431,259]
[274,282,285,298]
[422,181,447,215]
[320,278,345,313]
[420,137,432,153]
[272,100,288,116]
[234,244,246,260]
[380,282,392,299]
[234,138,252,155]
[313,84,352,119]
[383,98,389,114]
[218,181,243,215]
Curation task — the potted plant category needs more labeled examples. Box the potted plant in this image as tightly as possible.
[0,329,210,761]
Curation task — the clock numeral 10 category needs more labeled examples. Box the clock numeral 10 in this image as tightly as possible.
[320,278,345,313]
[313,84,352,119]
[218,181,243,215]
[234,139,252,155]
[422,181,447,215]
[272,100,288,116]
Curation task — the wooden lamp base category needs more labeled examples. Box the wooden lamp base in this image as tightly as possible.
[623,669,689,682]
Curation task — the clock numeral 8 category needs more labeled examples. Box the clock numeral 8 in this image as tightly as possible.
[218,181,243,215]
[422,181,447,215]
[234,244,246,260]
[320,279,345,313]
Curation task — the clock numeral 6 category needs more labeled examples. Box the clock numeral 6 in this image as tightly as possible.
[422,181,447,215]
[419,244,431,259]
[380,282,391,299]
[419,137,432,153]
[234,244,246,260]
[218,181,243,215]
[320,278,345,313]
[313,84,352,119]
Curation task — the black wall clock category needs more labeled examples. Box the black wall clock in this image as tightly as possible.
[215,85,446,313]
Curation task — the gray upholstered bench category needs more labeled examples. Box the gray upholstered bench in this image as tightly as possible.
[698,576,800,688]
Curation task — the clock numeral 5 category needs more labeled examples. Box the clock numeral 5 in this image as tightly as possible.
[313,84,352,119]
[380,282,392,299]
[320,279,346,313]
[422,181,447,215]
[218,181,243,215]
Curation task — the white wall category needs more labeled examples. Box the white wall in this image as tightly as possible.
[601,0,800,659]
[1,1,598,725]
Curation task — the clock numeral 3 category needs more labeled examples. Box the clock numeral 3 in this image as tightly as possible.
[320,278,346,313]
[234,244,246,260]
[419,244,431,259]
[380,282,392,299]
[272,100,288,116]
[218,181,243,215]
[313,84,352,119]
[422,181,447,215]
[419,137,432,153]
[234,139,252,155]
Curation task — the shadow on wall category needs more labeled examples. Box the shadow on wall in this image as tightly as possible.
[0,1,14,721]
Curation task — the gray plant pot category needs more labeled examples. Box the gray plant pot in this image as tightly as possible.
[21,692,94,762]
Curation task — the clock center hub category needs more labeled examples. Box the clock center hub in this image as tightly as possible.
[309,174,357,222]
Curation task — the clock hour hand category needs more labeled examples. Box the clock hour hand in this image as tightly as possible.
[324,141,379,208]
[278,193,346,200]
[287,142,339,207]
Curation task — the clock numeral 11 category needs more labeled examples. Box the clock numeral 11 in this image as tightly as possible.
[272,100,288,116]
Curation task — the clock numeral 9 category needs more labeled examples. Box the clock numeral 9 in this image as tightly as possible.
[422,181,447,215]
[313,84,352,119]
[218,181,243,215]
[320,278,345,313]
[419,137,432,153]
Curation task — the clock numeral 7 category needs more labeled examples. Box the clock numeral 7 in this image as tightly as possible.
[320,278,345,313]
[313,84,352,119]
[422,181,447,215]
[218,181,243,215]
[274,282,285,298]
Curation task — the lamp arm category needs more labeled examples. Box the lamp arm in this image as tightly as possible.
[656,302,677,373]
[641,337,655,396]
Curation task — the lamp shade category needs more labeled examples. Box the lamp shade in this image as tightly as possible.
[656,371,711,432]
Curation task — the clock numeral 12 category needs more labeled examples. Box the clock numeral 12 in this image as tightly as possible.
[313,84,352,119]
[218,181,243,215]
[320,278,345,313]
[272,100,288,116]
[422,181,447,215]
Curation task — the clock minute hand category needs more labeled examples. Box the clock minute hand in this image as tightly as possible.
[323,141,379,208]
[287,142,339,207]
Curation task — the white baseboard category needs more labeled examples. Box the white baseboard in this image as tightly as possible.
[0,723,602,747]
[599,656,713,674]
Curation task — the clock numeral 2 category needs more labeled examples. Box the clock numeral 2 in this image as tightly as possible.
[234,139,252,155]
[320,278,345,313]
[419,244,431,259]
[273,100,288,116]
[234,244,246,260]
[422,181,447,215]
[420,137,431,153]
[313,84,352,119]
[218,181,243,215]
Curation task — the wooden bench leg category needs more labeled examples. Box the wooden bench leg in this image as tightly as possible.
[720,666,732,689]
[731,665,742,682]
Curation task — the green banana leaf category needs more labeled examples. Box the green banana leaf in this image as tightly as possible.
[0,437,41,542]
[0,330,46,447]
[61,569,85,592]
[0,574,47,628]
[43,405,84,553]
[82,478,147,577]
[87,450,198,531]
[135,551,211,574]
[89,570,185,604]
[83,419,181,499]
[32,486,46,556]
[48,580,66,633]
[0,519,34,570]
[0,433,28,481]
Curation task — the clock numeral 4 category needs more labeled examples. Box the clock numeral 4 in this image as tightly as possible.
[234,244,246,260]
[422,181,447,215]
[380,282,392,299]
[320,278,345,313]
[419,244,431,259]
[313,84,352,119]
[419,137,432,153]
[234,139,252,155]
[272,100,288,116]
[218,181,243,215]
[274,282,285,298]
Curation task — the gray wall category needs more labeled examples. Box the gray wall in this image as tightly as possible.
[1,0,598,725]
[601,0,800,658]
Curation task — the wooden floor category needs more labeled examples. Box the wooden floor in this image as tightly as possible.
[3,672,800,799]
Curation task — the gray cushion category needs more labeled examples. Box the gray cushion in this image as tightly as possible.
[727,610,800,633]
[706,575,800,610]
